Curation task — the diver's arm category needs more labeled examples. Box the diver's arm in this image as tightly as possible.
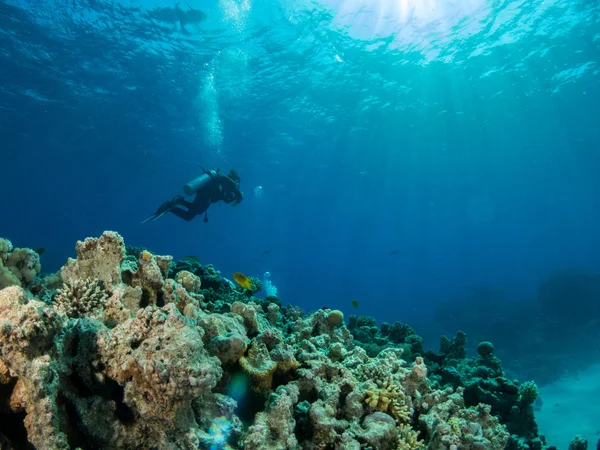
[218,175,243,203]
[178,198,194,209]
[217,175,234,190]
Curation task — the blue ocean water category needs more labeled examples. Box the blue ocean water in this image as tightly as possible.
[1,0,599,442]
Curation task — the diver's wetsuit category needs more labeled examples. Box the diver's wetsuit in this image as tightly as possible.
[170,174,241,221]
[169,196,209,222]
[142,170,243,224]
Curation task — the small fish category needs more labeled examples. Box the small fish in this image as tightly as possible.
[233,272,253,290]
[389,249,401,255]
[182,255,200,263]
[35,248,46,255]
[351,300,359,308]
[262,249,272,255]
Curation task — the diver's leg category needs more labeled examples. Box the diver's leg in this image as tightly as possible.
[169,206,196,221]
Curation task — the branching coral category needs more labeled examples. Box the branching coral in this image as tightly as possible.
[518,380,538,406]
[359,360,389,384]
[365,375,413,424]
[52,277,108,319]
[397,423,425,450]
[355,348,406,381]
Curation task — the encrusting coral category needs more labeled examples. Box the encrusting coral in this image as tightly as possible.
[0,231,559,450]
[0,286,68,449]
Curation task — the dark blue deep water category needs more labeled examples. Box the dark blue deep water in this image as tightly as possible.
[1,0,599,444]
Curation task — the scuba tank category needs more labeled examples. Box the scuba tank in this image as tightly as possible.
[183,169,218,196]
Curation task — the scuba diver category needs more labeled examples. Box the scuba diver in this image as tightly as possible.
[142,168,243,224]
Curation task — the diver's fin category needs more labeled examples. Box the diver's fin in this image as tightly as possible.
[140,214,156,225]
[140,210,169,224]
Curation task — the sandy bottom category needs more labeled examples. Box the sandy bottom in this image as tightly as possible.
[536,363,600,449]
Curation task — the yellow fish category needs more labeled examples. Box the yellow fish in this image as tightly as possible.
[233,272,253,289]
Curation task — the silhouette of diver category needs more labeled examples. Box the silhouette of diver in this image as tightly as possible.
[142,168,243,224]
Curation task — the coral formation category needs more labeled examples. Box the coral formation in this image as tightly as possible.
[425,332,542,447]
[348,315,424,359]
[433,278,600,387]
[0,232,565,450]
[420,398,509,450]
[0,239,41,290]
[568,436,589,450]
[327,309,344,327]
[477,341,494,357]
[53,278,108,319]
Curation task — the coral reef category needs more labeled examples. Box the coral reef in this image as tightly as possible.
[53,278,108,319]
[424,332,542,448]
[0,232,564,450]
[0,238,41,290]
[432,279,600,386]
[477,341,494,357]
[348,315,424,358]
[568,436,589,450]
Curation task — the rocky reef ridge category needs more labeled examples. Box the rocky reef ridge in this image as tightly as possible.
[0,232,580,450]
